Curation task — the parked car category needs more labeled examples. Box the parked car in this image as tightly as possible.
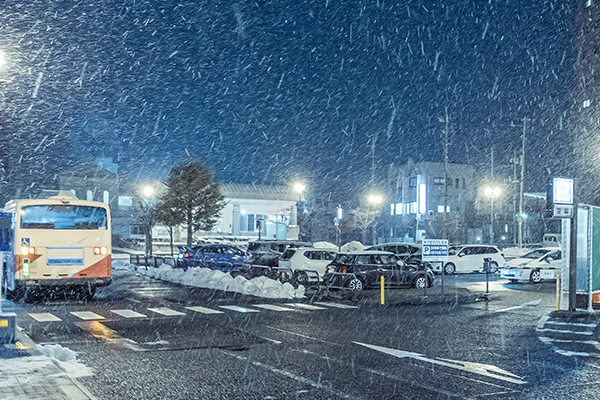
[177,244,246,272]
[500,247,562,283]
[443,245,505,274]
[278,247,337,285]
[368,243,422,263]
[245,240,312,267]
[323,251,434,291]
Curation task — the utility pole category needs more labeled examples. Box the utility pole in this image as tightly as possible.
[443,107,449,241]
[511,117,530,249]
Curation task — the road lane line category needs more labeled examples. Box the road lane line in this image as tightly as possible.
[70,311,105,320]
[314,302,359,309]
[265,326,341,346]
[147,307,186,316]
[536,328,593,335]
[493,299,541,313]
[111,309,147,318]
[545,320,597,328]
[253,304,295,311]
[186,306,224,314]
[219,305,260,313]
[28,313,62,322]
[284,303,326,310]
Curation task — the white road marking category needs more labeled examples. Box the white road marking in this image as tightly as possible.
[111,309,147,318]
[70,311,105,320]
[219,305,259,313]
[314,302,359,309]
[29,313,62,322]
[493,299,541,313]
[536,328,593,335]
[186,306,224,314]
[284,303,326,310]
[147,307,186,316]
[354,342,526,385]
[253,304,295,311]
[545,320,597,328]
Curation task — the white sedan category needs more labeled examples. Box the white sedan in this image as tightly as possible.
[500,248,562,283]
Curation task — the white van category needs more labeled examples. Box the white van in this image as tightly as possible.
[542,233,561,248]
[278,247,337,285]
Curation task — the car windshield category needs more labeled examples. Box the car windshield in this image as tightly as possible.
[280,249,296,260]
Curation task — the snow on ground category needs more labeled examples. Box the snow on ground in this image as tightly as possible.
[0,344,93,378]
[113,260,305,299]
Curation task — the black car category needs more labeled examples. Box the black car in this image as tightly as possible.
[368,242,428,269]
[176,244,246,272]
[323,251,434,291]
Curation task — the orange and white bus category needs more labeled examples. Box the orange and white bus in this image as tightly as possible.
[0,192,111,299]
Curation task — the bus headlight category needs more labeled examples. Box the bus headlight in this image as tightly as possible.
[20,246,35,255]
[94,247,108,255]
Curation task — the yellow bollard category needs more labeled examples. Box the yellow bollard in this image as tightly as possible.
[556,275,560,310]
[381,276,385,305]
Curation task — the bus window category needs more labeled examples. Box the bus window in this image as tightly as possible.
[20,205,108,230]
[0,213,12,250]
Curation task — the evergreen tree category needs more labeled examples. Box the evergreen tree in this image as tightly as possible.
[158,161,225,246]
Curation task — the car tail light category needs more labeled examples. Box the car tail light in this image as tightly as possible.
[21,246,35,255]
[94,247,108,255]
[339,266,346,273]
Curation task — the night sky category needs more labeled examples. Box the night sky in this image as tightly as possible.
[0,0,574,201]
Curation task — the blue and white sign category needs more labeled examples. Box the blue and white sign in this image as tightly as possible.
[422,239,448,262]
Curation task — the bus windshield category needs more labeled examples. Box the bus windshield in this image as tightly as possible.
[20,205,108,230]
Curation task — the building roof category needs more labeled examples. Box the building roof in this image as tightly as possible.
[220,183,298,201]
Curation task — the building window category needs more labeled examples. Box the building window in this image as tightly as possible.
[390,204,395,216]
[438,205,445,213]
[447,178,453,187]
[103,191,109,205]
[409,202,417,214]
[118,196,132,207]
[586,0,592,7]
[463,179,466,189]
[409,177,417,187]
[70,189,77,198]
[86,190,93,201]
[433,177,444,185]
[583,99,591,108]
[131,226,143,235]
[456,178,460,188]
[247,214,255,232]
[395,203,403,215]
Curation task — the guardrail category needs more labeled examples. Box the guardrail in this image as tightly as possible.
[129,254,176,269]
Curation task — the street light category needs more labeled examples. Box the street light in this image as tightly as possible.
[289,182,306,241]
[143,186,154,199]
[483,185,501,244]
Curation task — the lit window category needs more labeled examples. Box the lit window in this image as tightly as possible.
[446,206,451,213]
[103,191,109,205]
[86,190,93,201]
[390,204,395,216]
[583,99,591,108]
[118,196,132,207]
[438,205,445,213]
[70,189,77,197]
[395,203,403,215]
[586,0,592,7]
[409,202,417,214]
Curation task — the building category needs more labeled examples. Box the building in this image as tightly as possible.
[574,0,600,200]
[385,160,477,243]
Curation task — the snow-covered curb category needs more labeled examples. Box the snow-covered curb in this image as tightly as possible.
[0,344,93,379]
[113,260,305,299]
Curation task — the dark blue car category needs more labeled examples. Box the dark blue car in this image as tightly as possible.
[176,244,246,272]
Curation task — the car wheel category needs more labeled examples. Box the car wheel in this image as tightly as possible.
[488,261,499,273]
[444,263,456,275]
[348,277,364,291]
[530,269,542,284]
[414,276,427,289]
[293,271,309,286]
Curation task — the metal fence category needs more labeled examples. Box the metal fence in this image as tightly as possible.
[129,254,176,269]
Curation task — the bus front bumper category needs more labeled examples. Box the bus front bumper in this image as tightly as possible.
[16,277,112,289]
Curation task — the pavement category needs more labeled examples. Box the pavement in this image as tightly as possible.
[1,275,593,400]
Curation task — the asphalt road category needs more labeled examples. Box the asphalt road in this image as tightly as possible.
[6,270,600,399]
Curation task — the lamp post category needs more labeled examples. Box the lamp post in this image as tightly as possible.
[368,194,383,245]
[289,182,305,240]
[484,185,501,244]
[140,185,156,257]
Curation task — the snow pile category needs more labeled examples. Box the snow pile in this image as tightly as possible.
[501,247,532,259]
[340,241,365,252]
[112,259,138,272]
[28,344,94,378]
[133,263,305,299]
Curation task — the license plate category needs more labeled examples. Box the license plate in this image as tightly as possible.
[540,270,555,279]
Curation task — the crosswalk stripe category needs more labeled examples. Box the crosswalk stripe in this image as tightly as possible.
[545,320,597,328]
[219,305,260,313]
[253,304,296,311]
[70,311,105,320]
[536,327,593,335]
[148,307,186,316]
[186,306,224,314]
[29,313,62,322]
[111,310,147,318]
[314,302,359,309]
[285,303,327,310]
